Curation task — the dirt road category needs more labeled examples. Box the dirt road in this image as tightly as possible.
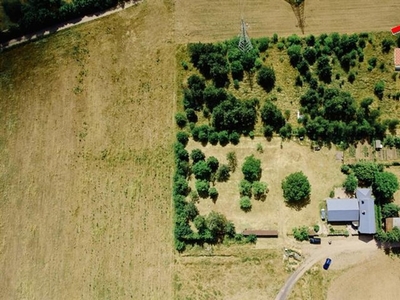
[275,236,379,300]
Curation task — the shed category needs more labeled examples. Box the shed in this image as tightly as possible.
[385,217,400,231]
[326,198,359,222]
[375,140,383,150]
[242,229,278,238]
[395,48,400,71]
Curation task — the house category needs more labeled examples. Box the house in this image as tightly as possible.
[326,188,376,234]
[327,198,359,222]
[395,48,400,72]
[385,217,400,231]
[357,188,376,234]
[242,229,278,238]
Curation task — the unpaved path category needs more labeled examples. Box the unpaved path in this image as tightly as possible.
[275,236,380,300]
[0,0,141,50]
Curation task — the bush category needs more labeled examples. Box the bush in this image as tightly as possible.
[292,226,309,241]
[313,224,320,233]
[240,196,252,212]
[239,180,252,197]
[343,174,358,194]
[382,203,400,218]
[374,80,385,99]
[257,66,276,91]
[176,131,189,146]
[382,38,395,53]
[252,181,268,200]
[368,57,377,68]
[348,71,356,83]
[227,151,237,172]
[245,234,257,243]
[185,108,198,123]
[209,187,219,200]
[242,155,262,182]
[175,112,187,127]
[341,164,351,174]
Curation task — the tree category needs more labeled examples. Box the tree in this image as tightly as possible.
[206,156,219,173]
[229,131,240,145]
[192,161,211,180]
[226,151,237,172]
[218,130,229,146]
[242,155,262,182]
[184,202,199,221]
[239,180,252,197]
[190,149,205,163]
[252,181,268,200]
[303,47,316,65]
[282,171,311,203]
[374,80,385,100]
[352,162,380,186]
[260,100,285,132]
[209,187,219,201]
[287,44,302,67]
[292,226,309,241]
[381,38,395,53]
[240,196,252,212]
[216,164,230,182]
[196,180,210,198]
[174,176,189,196]
[174,142,189,162]
[176,131,189,146]
[257,66,276,91]
[382,203,400,218]
[343,174,358,194]
[206,211,228,241]
[373,171,399,201]
[175,112,187,128]
[230,60,244,80]
[316,55,332,83]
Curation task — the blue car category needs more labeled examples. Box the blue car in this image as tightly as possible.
[323,258,332,270]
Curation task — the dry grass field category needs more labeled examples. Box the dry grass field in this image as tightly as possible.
[0,1,175,299]
[175,0,400,43]
[2,0,400,299]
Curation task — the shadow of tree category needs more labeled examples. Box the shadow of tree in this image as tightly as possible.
[285,196,311,211]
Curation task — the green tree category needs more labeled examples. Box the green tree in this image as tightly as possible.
[192,161,211,180]
[343,174,358,194]
[209,187,219,201]
[260,100,286,132]
[287,44,302,67]
[381,203,400,218]
[240,196,252,212]
[282,171,311,203]
[252,181,268,200]
[257,66,276,91]
[242,155,262,182]
[352,162,380,186]
[381,38,395,53]
[175,112,187,128]
[206,211,228,241]
[184,202,199,221]
[218,130,229,146]
[239,180,252,197]
[226,151,237,172]
[176,131,189,146]
[292,226,309,241]
[374,80,385,100]
[216,164,230,182]
[373,171,399,201]
[316,55,332,83]
[196,180,210,198]
[206,156,219,173]
[229,131,240,145]
[193,215,207,235]
[190,148,205,163]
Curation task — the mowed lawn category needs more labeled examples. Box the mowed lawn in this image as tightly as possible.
[0,1,175,299]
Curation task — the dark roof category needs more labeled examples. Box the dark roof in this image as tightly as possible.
[242,230,278,237]
[357,188,376,234]
[327,199,359,222]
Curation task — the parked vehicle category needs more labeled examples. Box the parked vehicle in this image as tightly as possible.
[323,258,332,270]
[309,237,321,244]
[320,208,326,220]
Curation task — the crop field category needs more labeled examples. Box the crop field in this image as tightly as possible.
[0,1,174,299]
[175,0,400,43]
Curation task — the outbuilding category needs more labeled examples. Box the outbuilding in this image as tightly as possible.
[327,198,359,222]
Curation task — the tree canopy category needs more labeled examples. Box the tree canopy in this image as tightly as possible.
[241,155,262,182]
[281,171,311,203]
[373,171,399,201]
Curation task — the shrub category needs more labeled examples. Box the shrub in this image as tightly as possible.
[252,181,268,199]
[257,37,270,52]
[227,151,237,172]
[292,226,309,241]
[209,187,219,200]
[185,108,198,123]
[176,131,189,146]
[341,164,351,174]
[382,203,400,218]
[368,57,377,68]
[246,234,257,243]
[257,66,276,91]
[239,180,252,197]
[348,71,356,83]
[313,224,320,233]
[374,80,385,100]
[343,174,358,194]
[240,196,252,212]
[382,38,395,53]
